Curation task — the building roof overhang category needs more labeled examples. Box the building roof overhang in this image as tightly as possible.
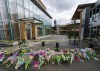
[31,0,53,19]
[71,3,95,20]
[18,17,43,25]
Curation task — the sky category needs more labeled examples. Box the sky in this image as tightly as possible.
[42,0,97,26]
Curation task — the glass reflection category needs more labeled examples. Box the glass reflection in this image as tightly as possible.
[25,9,30,18]
[9,0,18,22]
[17,5,24,19]
[3,22,10,40]
[17,0,24,6]
[24,0,29,9]
[12,23,19,40]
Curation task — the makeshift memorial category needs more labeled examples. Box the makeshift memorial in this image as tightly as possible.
[0,43,99,70]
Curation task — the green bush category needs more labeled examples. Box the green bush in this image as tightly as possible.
[67,31,73,39]
[0,40,15,42]
[67,31,79,39]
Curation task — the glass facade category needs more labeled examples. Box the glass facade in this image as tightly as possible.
[0,0,52,40]
[89,5,100,38]
[90,5,100,22]
[0,0,10,40]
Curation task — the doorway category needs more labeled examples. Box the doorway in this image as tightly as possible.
[25,23,32,40]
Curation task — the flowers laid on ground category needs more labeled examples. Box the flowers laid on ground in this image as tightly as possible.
[0,51,4,62]
[0,43,99,70]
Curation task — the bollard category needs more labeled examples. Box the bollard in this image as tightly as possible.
[42,42,45,47]
[89,43,94,48]
[56,43,59,48]
[54,43,59,52]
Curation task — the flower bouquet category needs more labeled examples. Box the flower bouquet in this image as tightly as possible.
[3,51,19,67]
[80,49,90,61]
[24,52,34,70]
[55,54,62,65]
[25,58,31,70]
[38,55,45,69]
[32,53,39,70]
[15,56,25,70]
[0,52,4,62]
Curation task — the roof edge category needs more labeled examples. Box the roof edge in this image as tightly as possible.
[31,0,53,19]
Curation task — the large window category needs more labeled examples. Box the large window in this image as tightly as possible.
[37,27,42,36]
[8,0,16,2]
[0,10,2,22]
[11,23,19,40]
[0,23,5,40]
[0,11,5,39]
[0,0,11,40]
[0,0,8,22]
[17,0,24,6]
[95,7,100,20]
[30,1,34,12]
[25,9,30,18]
[24,0,29,9]
[8,0,18,22]
[3,22,11,40]
[17,5,24,19]
[30,12,34,17]
[34,5,37,15]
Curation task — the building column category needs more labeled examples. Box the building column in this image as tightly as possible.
[80,12,82,39]
[32,24,37,39]
[89,27,91,37]
[30,24,32,40]
[20,21,27,41]
[96,26,98,37]
[79,12,83,48]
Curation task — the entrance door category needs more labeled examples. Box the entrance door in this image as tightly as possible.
[26,29,30,40]
[25,24,32,40]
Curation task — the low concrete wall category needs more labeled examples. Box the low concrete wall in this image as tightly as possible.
[0,41,18,47]
[0,42,11,47]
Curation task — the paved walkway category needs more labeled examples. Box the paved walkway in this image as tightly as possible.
[29,35,80,50]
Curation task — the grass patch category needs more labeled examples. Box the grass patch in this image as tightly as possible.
[0,40,16,43]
